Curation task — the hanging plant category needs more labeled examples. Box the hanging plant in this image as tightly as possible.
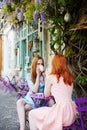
[14,48,18,55]
[1,0,35,29]
[32,0,87,97]
[28,41,33,50]
[64,11,71,22]
[1,0,87,96]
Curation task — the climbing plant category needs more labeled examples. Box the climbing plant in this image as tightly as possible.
[33,0,87,97]
[1,0,87,97]
[1,0,35,28]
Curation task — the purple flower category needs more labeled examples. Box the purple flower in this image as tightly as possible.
[39,0,43,4]
[17,12,23,22]
[11,25,15,30]
[3,0,9,4]
[33,11,39,22]
[3,0,12,4]
[50,0,54,7]
[35,0,39,6]
[15,8,20,16]
[40,11,47,22]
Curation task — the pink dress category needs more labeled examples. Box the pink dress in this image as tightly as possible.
[29,76,77,130]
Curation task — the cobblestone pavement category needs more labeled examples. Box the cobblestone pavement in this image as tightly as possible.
[0,90,29,130]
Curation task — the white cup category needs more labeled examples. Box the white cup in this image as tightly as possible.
[39,65,44,72]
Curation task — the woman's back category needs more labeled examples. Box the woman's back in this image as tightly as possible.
[49,75,73,103]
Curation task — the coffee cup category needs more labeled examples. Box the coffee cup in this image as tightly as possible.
[39,65,44,72]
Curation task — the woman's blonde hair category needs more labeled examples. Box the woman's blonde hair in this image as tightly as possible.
[30,56,44,83]
[51,54,74,86]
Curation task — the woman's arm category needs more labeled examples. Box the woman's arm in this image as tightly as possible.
[44,76,51,97]
[33,66,41,93]
[33,75,40,93]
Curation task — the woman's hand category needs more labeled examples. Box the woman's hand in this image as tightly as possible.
[36,66,41,76]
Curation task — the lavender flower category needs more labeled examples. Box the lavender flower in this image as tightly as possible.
[33,10,39,22]
[11,25,16,31]
[17,12,23,22]
[40,11,47,22]
[11,25,14,30]
[39,0,43,4]
[50,0,54,7]
[35,0,39,6]
[15,8,20,16]
[3,0,12,4]
[3,0,9,4]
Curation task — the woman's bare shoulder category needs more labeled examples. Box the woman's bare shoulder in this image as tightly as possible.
[46,75,57,83]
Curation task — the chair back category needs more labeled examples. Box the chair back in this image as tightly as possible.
[76,97,87,130]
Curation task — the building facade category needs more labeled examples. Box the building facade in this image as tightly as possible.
[1,20,51,78]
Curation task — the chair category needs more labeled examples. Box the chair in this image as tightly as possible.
[30,94,87,129]
[76,97,87,130]
[63,97,87,130]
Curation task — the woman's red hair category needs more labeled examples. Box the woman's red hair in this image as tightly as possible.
[51,54,74,86]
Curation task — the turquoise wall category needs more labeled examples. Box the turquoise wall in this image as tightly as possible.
[14,21,46,77]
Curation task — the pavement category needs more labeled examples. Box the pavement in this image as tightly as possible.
[0,90,29,130]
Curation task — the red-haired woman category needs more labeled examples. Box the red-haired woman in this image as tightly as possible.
[29,54,77,130]
[17,56,45,130]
